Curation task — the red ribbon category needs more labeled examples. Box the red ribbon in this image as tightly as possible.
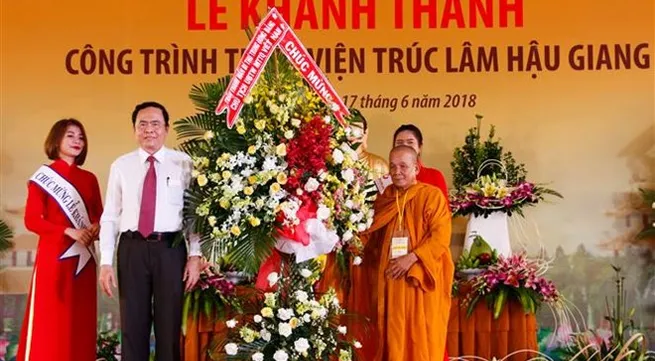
[215,8,350,128]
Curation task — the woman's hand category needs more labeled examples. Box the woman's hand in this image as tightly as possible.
[64,228,93,246]
[88,223,100,239]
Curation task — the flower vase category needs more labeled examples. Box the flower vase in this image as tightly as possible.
[463,212,512,257]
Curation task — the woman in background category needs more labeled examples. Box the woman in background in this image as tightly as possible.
[393,124,449,198]
[17,119,102,361]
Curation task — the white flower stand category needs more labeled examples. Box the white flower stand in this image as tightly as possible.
[463,212,512,257]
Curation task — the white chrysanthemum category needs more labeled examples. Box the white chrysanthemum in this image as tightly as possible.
[304,177,320,192]
[294,337,310,354]
[341,168,355,182]
[267,272,279,286]
[278,322,293,337]
[260,329,271,341]
[342,230,354,242]
[254,315,263,323]
[332,149,344,164]
[353,256,362,266]
[277,308,294,321]
[226,319,238,328]
[224,343,238,355]
[252,352,264,361]
[273,350,289,361]
[295,290,309,303]
[338,325,347,334]
[317,205,331,220]
[354,341,362,348]
[300,268,312,278]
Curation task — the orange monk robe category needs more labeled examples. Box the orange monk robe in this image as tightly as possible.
[348,182,454,361]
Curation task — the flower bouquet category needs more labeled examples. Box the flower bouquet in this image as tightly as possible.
[175,52,377,275]
[449,115,562,218]
[464,252,560,319]
[450,172,560,218]
[221,259,361,361]
[182,259,243,335]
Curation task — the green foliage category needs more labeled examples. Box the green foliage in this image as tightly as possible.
[450,114,527,191]
[96,330,120,361]
[0,219,14,255]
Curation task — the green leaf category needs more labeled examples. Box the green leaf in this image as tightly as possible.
[224,227,277,274]
[174,112,220,140]
[466,294,481,318]
[188,77,230,113]
[0,219,14,254]
[493,288,508,319]
[203,294,213,320]
[181,292,192,336]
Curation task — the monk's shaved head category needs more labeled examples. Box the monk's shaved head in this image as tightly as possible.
[389,145,419,189]
[389,145,418,164]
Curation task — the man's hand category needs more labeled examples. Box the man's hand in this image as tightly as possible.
[183,256,201,292]
[99,265,117,298]
[64,227,93,246]
[385,253,419,280]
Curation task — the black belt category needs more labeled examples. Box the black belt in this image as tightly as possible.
[122,230,180,243]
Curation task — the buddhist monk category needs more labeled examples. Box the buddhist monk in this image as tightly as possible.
[348,145,454,361]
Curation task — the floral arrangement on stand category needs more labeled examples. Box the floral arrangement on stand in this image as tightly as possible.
[219,258,361,361]
[453,235,560,319]
[449,114,562,218]
[463,251,560,319]
[175,52,377,275]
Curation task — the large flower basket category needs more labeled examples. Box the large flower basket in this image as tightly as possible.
[461,160,513,256]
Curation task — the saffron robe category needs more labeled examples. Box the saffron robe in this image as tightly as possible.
[348,182,454,361]
[16,159,103,361]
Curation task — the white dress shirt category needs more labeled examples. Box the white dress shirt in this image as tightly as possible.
[99,146,202,265]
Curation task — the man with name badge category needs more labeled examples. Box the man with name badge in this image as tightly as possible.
[98,101,202,361]
[348,145,454,361]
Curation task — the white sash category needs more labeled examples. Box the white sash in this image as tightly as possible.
[30,165,95,275]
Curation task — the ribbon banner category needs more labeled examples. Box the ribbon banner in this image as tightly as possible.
[215,7,351,128]
[30,165,95,275]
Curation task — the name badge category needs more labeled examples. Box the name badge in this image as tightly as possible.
[374,174,392,194]
[391,237,409,259]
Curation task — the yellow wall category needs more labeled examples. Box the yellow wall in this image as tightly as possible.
[1,0,654,265]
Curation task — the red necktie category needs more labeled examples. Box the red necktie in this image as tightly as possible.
[138,156,157,237]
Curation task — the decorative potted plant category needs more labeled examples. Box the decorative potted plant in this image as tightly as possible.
[449,114,562,256]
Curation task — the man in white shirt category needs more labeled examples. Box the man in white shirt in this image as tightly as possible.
[98,101,202,361]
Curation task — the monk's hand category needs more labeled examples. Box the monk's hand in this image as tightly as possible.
[386,253,419,279]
